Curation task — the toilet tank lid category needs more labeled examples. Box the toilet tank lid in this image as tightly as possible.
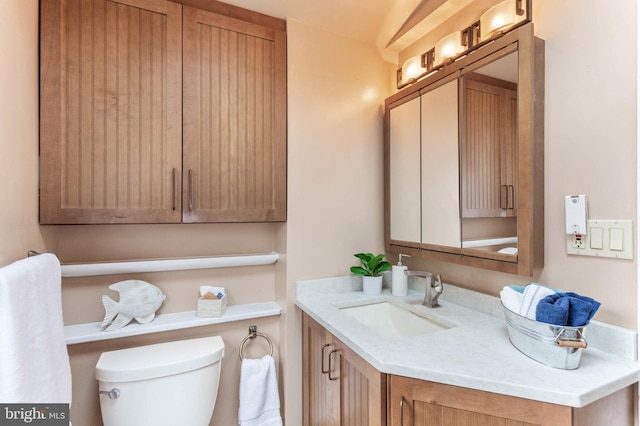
[95,336,224,382]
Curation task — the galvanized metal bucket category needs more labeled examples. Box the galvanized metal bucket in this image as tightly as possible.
[502,304,588,370]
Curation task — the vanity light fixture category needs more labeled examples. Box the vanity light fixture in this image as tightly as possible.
[433,31,466,68]
[395,0,530,89]
[480,0,527,41]
[397,54,430,89]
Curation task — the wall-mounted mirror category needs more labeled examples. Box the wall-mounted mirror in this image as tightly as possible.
[384,23,544,276]
[460,51,518,257]
[389,77,460,250]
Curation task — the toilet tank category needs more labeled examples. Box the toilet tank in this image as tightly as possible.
[96,336,224,426]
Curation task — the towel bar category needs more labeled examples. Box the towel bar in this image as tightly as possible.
[239,325,273,360]
[27,251,279,277]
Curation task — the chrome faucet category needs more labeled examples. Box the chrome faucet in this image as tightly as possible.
[406,271,443,308]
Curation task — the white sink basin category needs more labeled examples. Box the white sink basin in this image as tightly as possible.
[340,302,452,340]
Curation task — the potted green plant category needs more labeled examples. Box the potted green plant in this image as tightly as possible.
[350,252,391,295]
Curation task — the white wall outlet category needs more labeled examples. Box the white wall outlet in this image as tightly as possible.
[570,234,585,249]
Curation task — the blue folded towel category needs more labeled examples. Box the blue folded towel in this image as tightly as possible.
[536,292,601,327]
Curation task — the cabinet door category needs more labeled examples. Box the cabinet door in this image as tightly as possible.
[40,0,183,224]
[302,314,386,426]
[182,6,287,223]
[302,314,339,426]
[333,338,386,426]
[461,77,517,218]
[388,94,421,244]
[389,375,572,426]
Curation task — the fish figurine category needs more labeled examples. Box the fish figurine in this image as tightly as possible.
[101,280,166,332]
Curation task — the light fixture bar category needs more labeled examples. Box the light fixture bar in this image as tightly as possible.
[395,0,531,90]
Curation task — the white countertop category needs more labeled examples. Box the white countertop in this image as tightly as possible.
[295,275,640,408]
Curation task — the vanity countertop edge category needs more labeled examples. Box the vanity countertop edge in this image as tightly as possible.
[295,275,640,408]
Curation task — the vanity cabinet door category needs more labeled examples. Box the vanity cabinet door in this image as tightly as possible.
[182,6,287,223]
[389,375,635,426]
[332,338,386,425]
[389,375,572,426]
[40,0,183,224]
[461,76,517,218]
[303,314,339,426]
[302,314,386,426]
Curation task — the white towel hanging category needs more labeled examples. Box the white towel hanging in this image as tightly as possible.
[238,355,282,426]
[0,254,72,404]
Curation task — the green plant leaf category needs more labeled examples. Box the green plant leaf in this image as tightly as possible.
[352,252,389,276]
[372,261,391,276]
[354,253,373,265]
[350,266,368,276]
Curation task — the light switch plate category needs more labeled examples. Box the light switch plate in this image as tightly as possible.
[566,220,633,259]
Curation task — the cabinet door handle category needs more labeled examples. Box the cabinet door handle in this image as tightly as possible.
[508,184,515,210]
[188,169,193,211]
[501,185,508,210]
[400,396,410,425]
[328,349,340,381]
[172,168,177,211]
[321,344,331,374]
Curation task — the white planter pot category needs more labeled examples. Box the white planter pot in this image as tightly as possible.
[362,275,383,295]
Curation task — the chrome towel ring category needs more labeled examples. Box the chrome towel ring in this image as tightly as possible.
[239,325,273,360]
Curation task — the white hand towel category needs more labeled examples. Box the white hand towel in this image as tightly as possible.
[238,355,282,426]
[499,286,523,314]
[0,254,72,404]
[519,283,556,320]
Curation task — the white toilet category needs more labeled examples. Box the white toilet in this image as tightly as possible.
[95,336,225,426]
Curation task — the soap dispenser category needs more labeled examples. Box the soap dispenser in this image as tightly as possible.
[392,254,410,297]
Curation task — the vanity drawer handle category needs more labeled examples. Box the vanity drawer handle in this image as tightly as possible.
[328,349,340,381]
[321,344,331,374]
[400,395,411,425]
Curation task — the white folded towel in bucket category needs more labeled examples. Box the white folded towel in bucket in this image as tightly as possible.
[238,355,282,426]
[500,286,523,314]
[519,283,557,320]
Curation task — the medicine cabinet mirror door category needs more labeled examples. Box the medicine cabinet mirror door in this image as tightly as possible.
[388,77,460,252]
[460,51,519,259]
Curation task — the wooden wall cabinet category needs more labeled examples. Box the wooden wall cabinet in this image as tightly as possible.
[39,0,286,224]
[388,375,634,426]
[302,313,386,426]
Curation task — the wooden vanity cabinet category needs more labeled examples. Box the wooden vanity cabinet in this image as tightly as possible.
[302,316,634,426]
[39,0,286,224]
[388,375,634,426]
[302,313,386,426]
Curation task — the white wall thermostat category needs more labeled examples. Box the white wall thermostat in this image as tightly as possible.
[565,194,587,235]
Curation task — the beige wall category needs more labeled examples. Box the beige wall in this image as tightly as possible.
[397,0,638,329]
[0,0,57,265]
[282,19,392,423]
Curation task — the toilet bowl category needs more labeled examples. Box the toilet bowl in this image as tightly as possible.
[96,336,224,426]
